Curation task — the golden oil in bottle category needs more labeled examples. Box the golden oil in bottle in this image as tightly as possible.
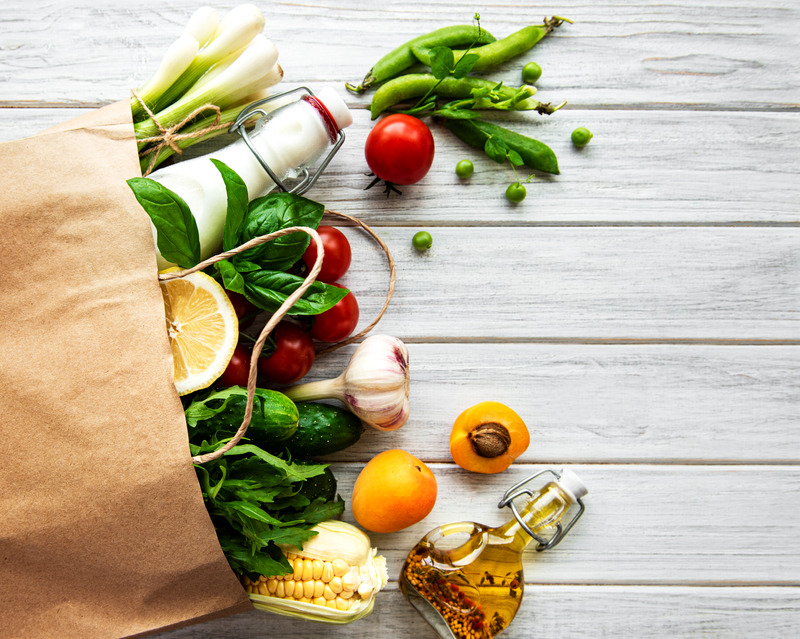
[400,469,587,639]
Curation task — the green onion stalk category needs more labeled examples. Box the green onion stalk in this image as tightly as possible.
[130,4,279,169]
[147,4,265,116]
[130,6,220,122]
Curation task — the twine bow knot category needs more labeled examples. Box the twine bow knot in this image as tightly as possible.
[132,89,230,176]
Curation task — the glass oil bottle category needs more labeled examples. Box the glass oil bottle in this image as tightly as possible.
[400,468,587,639]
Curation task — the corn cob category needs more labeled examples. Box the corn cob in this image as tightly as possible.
[242,520,388,623]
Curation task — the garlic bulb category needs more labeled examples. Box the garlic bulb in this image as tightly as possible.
[284,335,410,431]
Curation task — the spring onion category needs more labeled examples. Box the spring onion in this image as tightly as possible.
[134,33,279,148]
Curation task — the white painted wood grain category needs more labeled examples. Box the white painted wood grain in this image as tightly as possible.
[315,465,800,584]
[328,226,800,340]
[297,344,800,463]
[0,0,798,109]
[2,108,797,225]
[153,586,800,639]
[2,1,799,637]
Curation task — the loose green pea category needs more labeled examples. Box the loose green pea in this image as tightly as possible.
[455,159,474,179]
[413,231,433,251]
[522,62,542,84]
[505,183,527,203]
[571,127,593,147]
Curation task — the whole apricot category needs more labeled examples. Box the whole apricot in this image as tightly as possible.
[351,449,437,533]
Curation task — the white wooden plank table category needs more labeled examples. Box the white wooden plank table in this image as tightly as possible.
[2,1,798,637]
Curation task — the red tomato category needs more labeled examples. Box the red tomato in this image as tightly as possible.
[302,226,352,283]
[227,290,257,329]
[258,322,316,384]
[217,345,252,388]
[310,284,359,343]
[364,114,435,185]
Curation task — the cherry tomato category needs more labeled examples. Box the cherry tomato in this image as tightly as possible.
[310,284,359,343]
[365,114,435,185]
[217,344,252,388]
[227,290,257,329]
[258,322,316,384]
[302,226,352,283]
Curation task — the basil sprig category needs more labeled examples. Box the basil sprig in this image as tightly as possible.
[127,160,347,316]
[127,177,201,268]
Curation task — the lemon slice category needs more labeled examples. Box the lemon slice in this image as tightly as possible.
[159,269,239,395]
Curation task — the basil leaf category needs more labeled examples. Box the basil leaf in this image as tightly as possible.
[210,159,249,252]
[216,259,245,294]
[233,260,261,273]
[126,177,200,268]
[237,192,324,271]
[244,270,348,316]
[429,46,455,79]
[453,53,479,79]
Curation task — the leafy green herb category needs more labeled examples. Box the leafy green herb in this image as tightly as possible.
[191,424,344,579]
[215,258,245,294]
[235,192,324,271]
[126,177,201,268]
[243,269,349,316]
[410,13,484,112]
[210,159,249,252]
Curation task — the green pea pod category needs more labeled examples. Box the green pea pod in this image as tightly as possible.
[445,118,560,175]
[347,24,496,93]
[370,74,519,119]
[413,17,570,73]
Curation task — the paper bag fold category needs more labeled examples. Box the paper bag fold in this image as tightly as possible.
[0,101,251,639]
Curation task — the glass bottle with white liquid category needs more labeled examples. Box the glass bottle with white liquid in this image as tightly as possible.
[147,86,352,269]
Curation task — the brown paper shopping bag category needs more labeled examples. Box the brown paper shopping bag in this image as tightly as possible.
[0,101,252,638]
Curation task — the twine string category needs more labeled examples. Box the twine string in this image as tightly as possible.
[132,89,231,177]
[160,210,394,463]
[160,226,324,465]
[316,210,396,356]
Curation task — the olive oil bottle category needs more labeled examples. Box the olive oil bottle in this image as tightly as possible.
[400,469,587,639]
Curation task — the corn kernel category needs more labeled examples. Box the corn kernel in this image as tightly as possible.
[321,561,334,583]
[312,559,324,580]
[303,580,315,600]
[341,570,359,591]
[284,580,295,598]
[266,579,278,594]
[298,597,312,604]
[286,553,297,561]
[332,558,349,577]
[302,559,314,582]
[336,596,352,611]
[339,589,354,600]
[313,580,325,599]
[326,599,338,609]
[313,596,327,606]
[275,581,285,598]
[293,558,303,581]
[329,576,343,594]
[323,585,336,600]
[257,582,269,596]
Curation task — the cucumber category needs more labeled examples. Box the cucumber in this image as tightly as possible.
[185,386,299,446]
[280,402,365,457]
[296,462,338,503]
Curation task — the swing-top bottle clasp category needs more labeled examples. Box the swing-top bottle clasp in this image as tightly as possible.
[229,86,346,196]
[497,468,586,552]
